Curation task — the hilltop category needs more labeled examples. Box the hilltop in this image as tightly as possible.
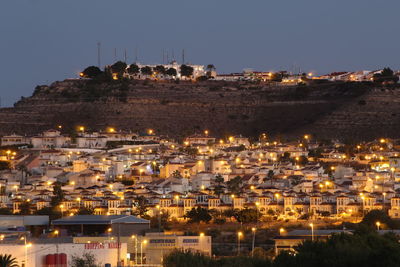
[0,78,399,141]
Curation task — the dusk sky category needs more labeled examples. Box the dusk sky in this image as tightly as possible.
[1,0,399,106]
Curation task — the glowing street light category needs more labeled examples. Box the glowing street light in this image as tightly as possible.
[237,231,243,256]
[251,227,256,257]
[309,223,314,241]
[376,221,381,231]
[141,240,148,265]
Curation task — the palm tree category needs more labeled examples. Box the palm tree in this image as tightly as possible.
[0,254,19,267]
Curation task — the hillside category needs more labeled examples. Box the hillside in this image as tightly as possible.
[0,79,399,141]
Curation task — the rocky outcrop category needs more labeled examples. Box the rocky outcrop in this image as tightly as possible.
[0,79,398,140]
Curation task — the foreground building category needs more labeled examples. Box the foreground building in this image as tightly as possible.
[0,241,128,267]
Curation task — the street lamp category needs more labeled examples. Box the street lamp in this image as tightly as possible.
[274,193,280,202]
[237,232,243,256]
[376,221,381,231]
[59,204,64,217]
[131,235,138,264]
[279,228,285,235]
[251,227,256,257]
[309,223,314,241]
[141,240,147,265]
[174,195,180,205]
[361,196,365,216]
[255,202,260,227]
[156,205,161,232]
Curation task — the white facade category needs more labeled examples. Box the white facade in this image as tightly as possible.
[0,242,127,267]
[1,134,30,146]
[31,130,71,148]
[144,234,211,265]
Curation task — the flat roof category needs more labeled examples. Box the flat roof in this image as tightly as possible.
[52,215,149,225]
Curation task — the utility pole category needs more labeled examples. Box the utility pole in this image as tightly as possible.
[135,47,138,63]
[97,42,101,68]
[182,49,185,64]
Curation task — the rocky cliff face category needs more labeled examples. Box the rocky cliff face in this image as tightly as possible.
[0,79,398,140]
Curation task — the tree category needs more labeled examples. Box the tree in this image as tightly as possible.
[227,176,243,195]
[373,67,399,84]
[150,211,171,230]
[206,64,216,78]
[71,253,98,267]
[163,250,271,267]
[111,61,127,74]
[141,66,153,76]
[163,250,213,267]
[34,207,61,221]
[360,210,399,229]
[273,231,400,267]
[185,207,212,223]
[166,67,177,77]
[76,207,94,215]
[0,161,10,171]
[0,254,19,267]
[263,170,275,183]
[18,201,31,215]
[172,170,182,179]
[180,64,194,77]
[206,64,215,72]
[81,66,102,78]
[51,183,64,207]
[0,208,12,215]
[133,196,148,218]
[127,64,140,75]
[213,174,225,197]
[234,208,258,223]
[154,65,166,75]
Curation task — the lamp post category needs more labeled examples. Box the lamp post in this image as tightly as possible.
[141,239,147,265]
[309,223,314,241]
[237,231,243,256]
[131,235,138,265]
[383,192,386,209]
[376,221,381,231]
[76,197,81,208]
[156,205,161,232]
[279,228,285,235]
[59,204,64,217]
[251,227,256,257]
[255,202,260,227]
[361,196,365,216]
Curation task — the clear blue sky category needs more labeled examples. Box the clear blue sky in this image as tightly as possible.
[1,0,399,106]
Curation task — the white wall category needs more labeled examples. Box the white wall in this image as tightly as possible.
[0,242,127,267]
